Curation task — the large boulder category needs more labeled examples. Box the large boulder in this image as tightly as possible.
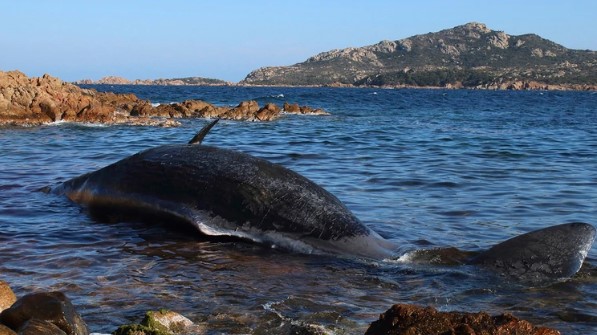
[365,304,559,335]
[0,292,88,335]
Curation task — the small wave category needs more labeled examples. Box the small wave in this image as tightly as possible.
[44,120,68,127]
[44,121,108,128]
[253,94,285,100]
[262,299,333,334]
[151,102,179,107]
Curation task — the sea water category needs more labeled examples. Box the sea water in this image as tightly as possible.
[0,86,596,334]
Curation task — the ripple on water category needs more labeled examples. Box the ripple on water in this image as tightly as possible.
[0,88,596,334]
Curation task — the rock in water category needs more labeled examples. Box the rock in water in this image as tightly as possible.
[0,292,88,335]
[113,310,205,335]
[365,304,560,335]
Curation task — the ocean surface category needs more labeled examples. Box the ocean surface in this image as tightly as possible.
[1,85,596,334]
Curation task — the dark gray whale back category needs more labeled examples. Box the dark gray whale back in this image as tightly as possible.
[56,140,394,259]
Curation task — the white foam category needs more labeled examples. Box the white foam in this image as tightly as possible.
[45,121,107,128]
[387,251,416,264]
[262,300,336,335]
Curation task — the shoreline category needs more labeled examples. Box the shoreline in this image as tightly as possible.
[77,81,597,92]
[0,280,561,335]
[0,71,328,127]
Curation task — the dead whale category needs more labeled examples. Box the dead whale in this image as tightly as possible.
[52,119,595,283]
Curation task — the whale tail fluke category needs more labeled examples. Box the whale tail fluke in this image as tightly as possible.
[470,222,596,284]
[189,119,220,145]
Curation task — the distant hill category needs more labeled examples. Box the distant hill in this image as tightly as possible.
[76,76,231,86]
[240,22,597,89]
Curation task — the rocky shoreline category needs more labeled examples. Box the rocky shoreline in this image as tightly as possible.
[0,71,328,127]
[238,79,597,91]
[0,280,560,335]
[78,76,597,91]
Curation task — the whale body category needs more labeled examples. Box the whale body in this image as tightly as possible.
[53,120,395,259]
[53,120,595,283]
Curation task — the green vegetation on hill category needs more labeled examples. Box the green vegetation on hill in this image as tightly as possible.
[241,22,597,89]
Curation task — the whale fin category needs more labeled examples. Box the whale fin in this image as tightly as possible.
[470,222,596,284]
[189,119,220,145]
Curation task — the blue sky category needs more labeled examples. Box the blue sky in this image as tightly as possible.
[2,0,596,82]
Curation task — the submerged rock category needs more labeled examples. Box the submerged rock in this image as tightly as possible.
[365,304,560,335]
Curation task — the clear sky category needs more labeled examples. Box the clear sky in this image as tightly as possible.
[2,0,596,82]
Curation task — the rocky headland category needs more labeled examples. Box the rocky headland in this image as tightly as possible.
[0,71,327,127]
[0,280,561,335]
[240,22,597,91]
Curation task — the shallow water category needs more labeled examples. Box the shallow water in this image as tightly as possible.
[1,86,596,334]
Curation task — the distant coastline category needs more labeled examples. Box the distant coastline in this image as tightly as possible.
[74,22,597,92]
[77,78,597,92]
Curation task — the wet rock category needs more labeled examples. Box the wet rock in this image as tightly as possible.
[263,102,281,114]
[143,310,194,333]
[0,281,16,313]
[18,319,67,335]
[0,292,89,335]
[298,106,329,115]
[283,102,329,115]
[283,102,300,113]
[222,100,261,121]
[365,304,560,335]
[180,100,213,117]
[253,102,280,121]
[149,100,283,121]
[113,310,205,335]
[195,105,228,119]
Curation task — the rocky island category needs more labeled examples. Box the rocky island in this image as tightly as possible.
[240,22,597,90]
[0,71,327,127]
[75,76,232,86]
